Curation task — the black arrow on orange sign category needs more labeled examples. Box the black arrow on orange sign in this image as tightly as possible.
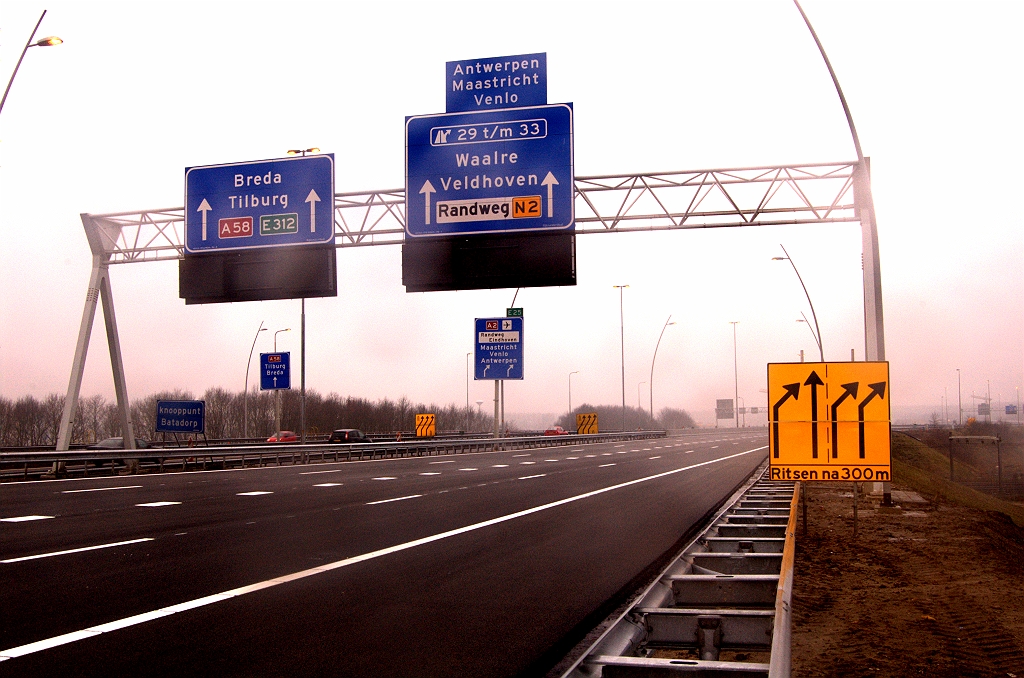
[804,371,824,459]
[772,383,800,458]
[830,382,859,459]
[858,382,887,459]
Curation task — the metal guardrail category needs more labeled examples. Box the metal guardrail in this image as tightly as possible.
[0,431,667,482]
[556,465,798,677]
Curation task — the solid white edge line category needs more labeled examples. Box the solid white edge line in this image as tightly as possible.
[0,445,767,662]
[61,485,143,494]
[518,474,546,480]
[2,538,155,564]
[0,515,54,523]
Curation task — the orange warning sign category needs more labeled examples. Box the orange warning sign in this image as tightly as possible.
[512,196,541,219]
[768,362,891,482]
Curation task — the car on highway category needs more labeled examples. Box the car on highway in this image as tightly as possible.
[543,426,569,436]
[328,428,370,443]
[88,437,152,449]
[267,431,298,443]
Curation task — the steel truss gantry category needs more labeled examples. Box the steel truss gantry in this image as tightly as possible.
[56,159,884,453]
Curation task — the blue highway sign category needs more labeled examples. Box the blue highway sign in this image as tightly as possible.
[446,53,547,113]
[185,155,334,253]
[474,317,524,380]
[155,400,206,434]
[260,352,291,390]
[406,104,573,237]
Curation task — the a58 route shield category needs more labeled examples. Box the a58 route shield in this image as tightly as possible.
[405,104,574,237]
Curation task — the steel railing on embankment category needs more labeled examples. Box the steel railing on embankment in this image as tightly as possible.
[0,431,666,482]
[555,463,798,677]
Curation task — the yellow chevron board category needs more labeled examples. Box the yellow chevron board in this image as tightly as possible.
[576,412,598,435]
[767,362,891,482]
[415,413,436,437]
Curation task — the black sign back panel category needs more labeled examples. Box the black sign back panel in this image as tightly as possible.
[179,244,337,304]
[402,231,575,292]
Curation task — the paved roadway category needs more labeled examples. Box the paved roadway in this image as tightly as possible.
[0,430,767,677]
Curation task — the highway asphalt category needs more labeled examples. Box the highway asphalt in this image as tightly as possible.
[0,430,768,677]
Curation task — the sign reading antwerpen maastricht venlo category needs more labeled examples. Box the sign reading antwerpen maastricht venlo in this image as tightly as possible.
[475,317,524,380]
[406,104,573,238]
[155,400,205,434]
[446,53,547,113]
[184,155,335,253]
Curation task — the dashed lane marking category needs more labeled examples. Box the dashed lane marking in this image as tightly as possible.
[649,456,661,460]
[518,474,546,480]
[512,454,531,458]
[419,472,441,476]
[61,485,142,494]
[135,502,181,508]
[491,464,509,468]
[371,477,397,481]
[2,538,154,564]
[598,463,617,468]
[366,495,421,505]
[237,492,273,496]
[0,446,766,663]
[299,469,343,475]
[458,468,478,472]
[313,483,342,487]
[1,515,54,523]
[428,461,455,465]
[520,461,536,465]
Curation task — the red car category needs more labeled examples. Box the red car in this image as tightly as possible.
[544,426,569,436]
[267,431,298,443]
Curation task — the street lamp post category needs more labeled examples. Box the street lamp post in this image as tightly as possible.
[957,368,962,427]
[730,321,740,429]
[637,381,646,429]
[649,315,676,423]
[613,285,629,431]
[0,11,62,119]
[274,328,291,435]
[466,352,471,433]
[475,400,484,432]
[569,371,579,418]
[796,313,822,360]
[243,323,266,439]
[773,245,824,361]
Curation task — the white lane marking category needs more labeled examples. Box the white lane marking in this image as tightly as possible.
[428,460,455,465]
[136,502,181,507]
[518,474,546,480]
[372,477,397,481]
[585,455,596,458]
[237,491,273,496]
[711,446,719,449]
[520,461,536,465]
[616,451,627,454]
[299,469,342,475]
[61,485,142,494]
[614,444,625,448]
[567,457,579,460]
[0,446,766,662]
[366,495,421,505]
[685,450,694,454]
[512,454,531,458]
[599,463,616,468]
[2,538,154,564]
[1,515,54,523]
[313,483,342,487]
[642,448,652,451]
[649,456,662,460]
[544,459,558,462]
[419,472,441,476]
[601,453,613,456]
[491,464,509,468]
[458,468,478,472]
[630,449,640,452]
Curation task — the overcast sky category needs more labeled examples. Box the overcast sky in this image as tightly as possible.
[0,1,1020,427]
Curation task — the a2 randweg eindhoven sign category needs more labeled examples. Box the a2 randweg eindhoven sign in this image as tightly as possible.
[185,155,334,253]
[155,400,205,434]
[474,317,523,380]
[405,104,574,237]
[768,361,891,482]
[260,352,291,390]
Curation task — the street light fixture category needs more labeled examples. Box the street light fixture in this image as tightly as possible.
[613,285,629,431]
[568,371,580,417]
[730,321,740,429]
[649,315,676,423]
[0,11,63,119]
[773,245,824,361]
[243,323,267,439]
[286,148,320,156]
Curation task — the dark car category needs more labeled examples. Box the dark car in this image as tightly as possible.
[88,437,151,449]
[328,428,370,443]
[267,431,298,443]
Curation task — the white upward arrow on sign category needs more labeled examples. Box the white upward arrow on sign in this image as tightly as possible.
[305,189,320,233]
[541,172,558,218]
[420,180,436,225]
[197,199,212,240]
